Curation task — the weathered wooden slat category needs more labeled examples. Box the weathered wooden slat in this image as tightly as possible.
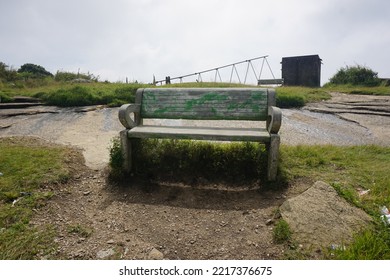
[139,88,269,121]
[127,125,271,142]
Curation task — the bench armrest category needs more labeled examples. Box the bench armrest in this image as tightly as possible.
[118,103,141,129]
[267,106,282,134]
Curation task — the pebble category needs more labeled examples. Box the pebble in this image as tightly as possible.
[148,248,164,260]
[96,248,115,259]
[265,219,274,225]
[73,249,85,258]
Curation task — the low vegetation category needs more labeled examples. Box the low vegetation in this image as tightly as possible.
[276,86,331,107]
[327,65,381,87]
[33,84,141,107]
[273,219,292,244]
[323,84,390,95]
[0,138,72,259]
[110,138,267,184]
[331,223,390,260]
[325,64,390,96]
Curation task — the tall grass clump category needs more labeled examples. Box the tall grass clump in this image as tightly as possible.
[54,70,98,82]
[0,91,13,103]
[34,84,140,107]
[36,86,97,106]
[273,219,292,244]
[109,138,268,184]
[276,87,331,108]
[108,137,125,180]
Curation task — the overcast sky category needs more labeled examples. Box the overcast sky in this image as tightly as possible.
[1,0,389,85]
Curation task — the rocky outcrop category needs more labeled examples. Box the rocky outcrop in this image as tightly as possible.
[280,181,372,249]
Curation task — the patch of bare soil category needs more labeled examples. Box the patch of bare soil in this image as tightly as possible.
[33,157,295,260]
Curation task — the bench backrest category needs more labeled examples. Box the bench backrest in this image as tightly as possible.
[136,88,275,121]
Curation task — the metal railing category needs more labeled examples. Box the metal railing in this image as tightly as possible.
[154,55,278,86]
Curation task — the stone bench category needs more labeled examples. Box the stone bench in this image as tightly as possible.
[118,87,281,181]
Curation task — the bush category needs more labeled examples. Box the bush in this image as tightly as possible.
[54,71,80,82]
[54,71,99,82]
[328,65,381,86]
[0,62,18,82]
[18,63,53,78]
[0,91,13,103]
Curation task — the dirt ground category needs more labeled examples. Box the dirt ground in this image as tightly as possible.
[18,134,300,260]
[32,155,292,260]
[1,92,390,259]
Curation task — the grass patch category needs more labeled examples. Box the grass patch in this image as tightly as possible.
[280,145,390,215]
[0,225,56,259]
[132,139,268,184]
[33,83,142,107]
[0,81,145,107]
[276,86,331,108]
[273,219,291,244]
[330,223,390,259]
[323,84,390,96]
[0,91,13,102]
[109,138,268,184]
[0,137,72,259]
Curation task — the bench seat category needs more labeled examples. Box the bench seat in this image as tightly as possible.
[127,125,271,142]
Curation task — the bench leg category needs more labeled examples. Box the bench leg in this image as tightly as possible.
[267,134,280,181]
[120,130,132,172]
